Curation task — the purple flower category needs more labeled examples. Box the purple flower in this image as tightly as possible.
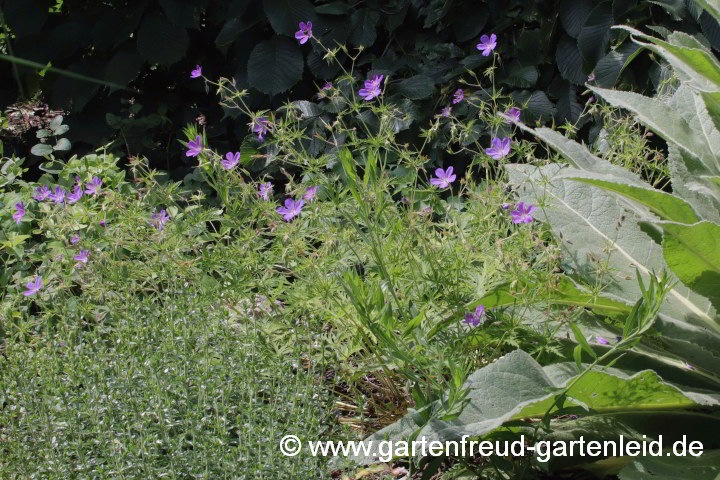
[511,202,536,224]
[191,65,202,78]
[322,81,333,90]
[276,198,305,222]
[452,89,464,104]
[71,236,81,245]
[23,276,44,296]
[358,74,384,101]
[186,135,204,157]
[67,185,84,204]
[149,210,171,231]
[34,185,51,201]
[99,220,107,227]
[587,96,596,105]
[476,34,497,56]
[295,21,313,45]
[502,107,521,124]
[485,137,512,160]
[595,336,610,345]
[49,186,67,204]
[502,203,511,210]
[303,186,318,202]
[85,176,102,195]
[12,202,25,224]
[222,152,241,170]
[258,182,273,201]
[429,167,456,189]
[73,250,90,268]
[253,117,270,142]
[441,106,451,117]
[464,305,486,327]
[421,205,432,215]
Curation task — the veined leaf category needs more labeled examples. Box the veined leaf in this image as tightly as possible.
[506,163,720,358]
[668,144,720,223]
[693,0,720,23]
[618,449,720,480]
[589,85,718,172]
[651,221,720,312]
[332,350,719,466]
[568,177,700,222]
[615,25,720,93]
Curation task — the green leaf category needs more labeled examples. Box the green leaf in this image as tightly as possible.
[693,0,720,23]
[571,322,597,359]
[568,177,700,222]
[578,2,614,67]
[556,36,587,85]
[618,450,720,480]
[616,25,720,93]
[511,90,556,122]
[667,144,720,223]
[653,221,720,312]
[589,85,718,171]
[36,129,51,139]
[104,49,142,88]
[263,0,317,36]
[594,41,643,88]
[560,0,595,38]
[31,144,54,157]
[349,9,380,46]
[500,62,539,88]
[314,1,348,15]
[332,350,718,466]
[136,13,189,66]
[393,75,435,100]
[247,37,304,96]
[53,138,71,152]
[506,163,720,367]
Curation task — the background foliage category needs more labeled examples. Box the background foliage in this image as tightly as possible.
[2,0,719,177]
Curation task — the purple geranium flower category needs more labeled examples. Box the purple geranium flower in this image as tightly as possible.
[429,167,456,189]
[191,65,202,78]
[73,250,90,268]
[441,106,451,117]
[502,107,521,123]
[295,21,313,44]
[358,74,384,101]
[464,305,486,327]
[222,151,241,170]
[510,201,536,224]
[485,137,512,160]
[67,185,84,204]
[258,182,273,201]
[34,185,51,201]
[149,210,171,231]
[452,89,464,104]
[23,276,44,296]
[253,117,270,141]
[49,186,67,204]
[502,203,511,210]
[276,198,304,222]
[476,34,497,56]
[186,136,204,157]
[322,81,333,90]
[12,202,25,224]
[303,186,318,202]
[71,236,81,245]
[85,176,102,195]
[595,336,610,345]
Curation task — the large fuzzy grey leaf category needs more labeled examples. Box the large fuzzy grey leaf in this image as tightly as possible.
[506,164,720,362]
[332,350,720,467]
[588,85,718,171]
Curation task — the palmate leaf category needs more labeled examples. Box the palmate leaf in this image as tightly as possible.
[332,350,720,466]
[505,163,720,369]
